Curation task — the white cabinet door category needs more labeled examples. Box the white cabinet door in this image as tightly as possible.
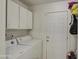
[20,6,27,29]
[7,0,19,29]
[46,12,68,59]
[26,9,32,29]
[20,6,32,29]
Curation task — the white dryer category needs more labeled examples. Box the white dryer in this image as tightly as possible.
[17,36,43,59]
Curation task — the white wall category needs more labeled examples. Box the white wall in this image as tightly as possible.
[31,1,68,36]
[0,0,6,59]
[6,29,31,40]
[30,1,77,59]
[13,0,32,11]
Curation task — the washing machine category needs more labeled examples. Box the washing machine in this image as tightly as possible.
[6,39,32,59]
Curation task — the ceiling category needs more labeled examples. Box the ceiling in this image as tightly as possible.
[20,0,66,6]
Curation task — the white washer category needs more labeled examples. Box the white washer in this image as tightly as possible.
[6,39,32,59]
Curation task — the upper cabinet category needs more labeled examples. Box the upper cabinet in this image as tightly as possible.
[20,6,27,29]
[7,0,32,29]
[19,6,32,29]
[26,8,32,29]
[20,6,32,29]
[7,0,19,29]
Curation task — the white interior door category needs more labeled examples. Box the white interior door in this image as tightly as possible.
[0,0,6,59]
[46,11,68,59]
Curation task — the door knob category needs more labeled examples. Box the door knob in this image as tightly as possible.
[46,36,50,42]
[46,40,49,42]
